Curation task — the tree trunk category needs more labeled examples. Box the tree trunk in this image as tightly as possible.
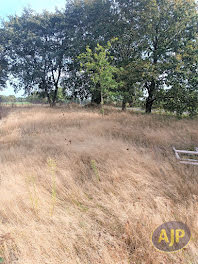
[51,84,59,107]
[91,87,101,105]
[122,98,127,111]
[145,35,158,114]
[43,82,52,106]
[101,96,104,108]
[100,90,104,116]
[129,99,133,108]
[47,94,52,107]
[145,79,155,114]
[146,99,153,113]
[91,95,101,104]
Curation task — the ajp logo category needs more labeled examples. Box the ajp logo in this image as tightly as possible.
[152,221,191,252]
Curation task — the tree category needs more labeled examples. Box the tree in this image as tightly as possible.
[116,0,198,113]
[1,0,197,114]
[26,92,47,104]
[4,9,70,106]
[0,27,8,90]
[62,0,121,104]
[113,38,144,110]
[78,40,122,111]
[162,35,198,117]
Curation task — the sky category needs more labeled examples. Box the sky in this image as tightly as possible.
[0,0,66,97]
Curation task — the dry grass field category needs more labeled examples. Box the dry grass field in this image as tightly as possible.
[0,105,197,264]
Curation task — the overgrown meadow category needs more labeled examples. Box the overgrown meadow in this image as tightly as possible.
[0,105,197,263]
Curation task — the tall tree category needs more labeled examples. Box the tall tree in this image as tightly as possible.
[0,27,8,91]
[163,33,198,117]
[78,40,122,112]
[4,9,70,106]
[116,0,198,113]
[63,0,121,104]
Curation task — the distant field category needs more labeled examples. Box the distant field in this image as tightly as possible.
[1,102,32,106]
[0,105,197,263]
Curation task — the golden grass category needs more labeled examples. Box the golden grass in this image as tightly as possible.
[0,105,198,263]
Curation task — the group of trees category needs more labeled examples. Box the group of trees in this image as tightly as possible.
[0,0,197,115]
[0,90,68,104]
[0,94,42,103]
[0,95,18,103]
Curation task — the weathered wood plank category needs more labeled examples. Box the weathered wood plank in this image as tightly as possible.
[175,150,198,155]
[173,147,181,160]
[180,161,198,166]
[173,146,198,165]
[180,158,198,162]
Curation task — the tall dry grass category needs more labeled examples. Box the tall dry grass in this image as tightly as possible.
[0,105,197,263]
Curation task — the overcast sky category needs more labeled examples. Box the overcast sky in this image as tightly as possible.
[0,0,66,96]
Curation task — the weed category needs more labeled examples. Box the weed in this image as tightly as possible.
[90,160,101,182]
[25,175,39,215]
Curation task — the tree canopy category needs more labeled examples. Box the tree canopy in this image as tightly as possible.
[78,39,122,110]
[0,0,197,115]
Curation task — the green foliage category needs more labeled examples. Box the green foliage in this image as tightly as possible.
[0,0,197,116]
[117,0,198,114]
[162,37,198,117]
[0,28,8,90]
[25,92,46,104]
[25,174,40,215]
[90,160,100,182]
[56,88,66,104]
[0,95,16,103]
[78,39,123,111]
[3,9,70,106]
